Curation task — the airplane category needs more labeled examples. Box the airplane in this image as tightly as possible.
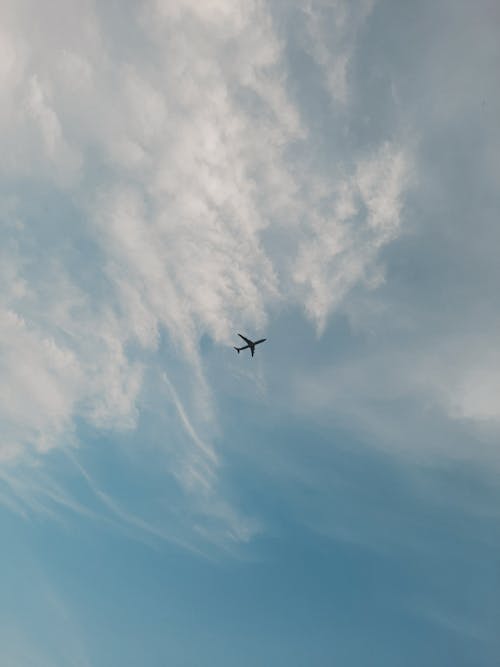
[234,333,267,357]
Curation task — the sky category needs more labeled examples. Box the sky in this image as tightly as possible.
[1,0,499,664]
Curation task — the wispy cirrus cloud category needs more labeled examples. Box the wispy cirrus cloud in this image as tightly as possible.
[302,0,375,105]
[0,0,412,542]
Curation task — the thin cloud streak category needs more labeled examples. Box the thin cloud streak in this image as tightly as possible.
[68,453,207,556]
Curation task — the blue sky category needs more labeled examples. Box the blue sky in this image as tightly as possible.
[1,1,499,665]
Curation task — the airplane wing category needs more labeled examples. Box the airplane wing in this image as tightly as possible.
[254,338,266,345]
[238,333,253,345]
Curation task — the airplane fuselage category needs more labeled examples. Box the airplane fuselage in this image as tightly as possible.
[234,334,266,357]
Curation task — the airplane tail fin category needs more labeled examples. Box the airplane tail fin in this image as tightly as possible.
[234,347,240,354]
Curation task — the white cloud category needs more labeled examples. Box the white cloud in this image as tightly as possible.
[0,285,142,463]
[0,0,412,540]
[0,308,80,459]
[414,333,500,425]
[25,74,82,178]
[294,143,411,332]
[302,0,374,104]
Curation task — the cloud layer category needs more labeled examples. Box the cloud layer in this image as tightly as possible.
[0,0,417,546]
[0,0,410,454]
